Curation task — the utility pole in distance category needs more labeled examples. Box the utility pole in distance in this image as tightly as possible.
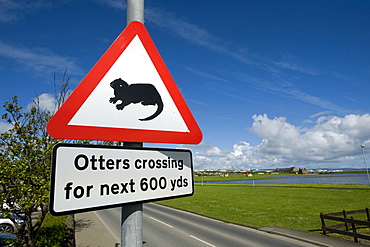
[361,145,370,186]
[122,2,144,247]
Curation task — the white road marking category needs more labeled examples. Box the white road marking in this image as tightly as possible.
[149,216,173,228]
[189,235,216,247]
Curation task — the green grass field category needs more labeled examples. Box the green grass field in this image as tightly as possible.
[157,184,370,232]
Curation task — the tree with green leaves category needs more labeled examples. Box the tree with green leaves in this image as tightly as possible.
[0,73,69,246]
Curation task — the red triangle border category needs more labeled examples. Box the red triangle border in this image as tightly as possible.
[47,21,202,144]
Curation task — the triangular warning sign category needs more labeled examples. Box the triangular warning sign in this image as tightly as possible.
[47,21,202,144]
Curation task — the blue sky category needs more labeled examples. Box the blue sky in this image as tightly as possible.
[1,0,370,170]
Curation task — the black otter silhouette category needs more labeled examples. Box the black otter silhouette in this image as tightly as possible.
[109,78,164,121]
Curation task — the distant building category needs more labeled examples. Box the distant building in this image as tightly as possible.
[273,167,299,174]
[298,168,309,174]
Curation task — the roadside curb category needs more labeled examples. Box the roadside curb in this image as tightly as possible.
[260,226,368,247]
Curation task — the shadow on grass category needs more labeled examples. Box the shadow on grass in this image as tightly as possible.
[308,228,323,233]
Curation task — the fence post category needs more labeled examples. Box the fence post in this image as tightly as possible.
[366,208,370,221]
[343,210,349,231]
[320,213,327,235]
[350,216,359,243]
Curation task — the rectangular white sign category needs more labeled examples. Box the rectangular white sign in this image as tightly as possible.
[50,143,193,216]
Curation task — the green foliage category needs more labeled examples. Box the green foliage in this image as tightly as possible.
[35,214,67,246]
[1,96,54,210]
[0,96,57,246]
[0,72,70,246]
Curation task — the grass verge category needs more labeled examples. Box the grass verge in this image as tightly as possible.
[157,184,370,232]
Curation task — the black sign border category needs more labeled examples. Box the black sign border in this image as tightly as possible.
[50,143,194,216]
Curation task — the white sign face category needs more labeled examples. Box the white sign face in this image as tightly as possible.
[50,144,193,216]
[68,35,189,132]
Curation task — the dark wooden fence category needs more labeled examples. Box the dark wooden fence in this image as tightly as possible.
[320,208,370,243]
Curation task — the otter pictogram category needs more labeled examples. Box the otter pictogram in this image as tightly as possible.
[109,78,164,121]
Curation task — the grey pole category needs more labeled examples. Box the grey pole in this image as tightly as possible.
[121,142,143,247]
[121,1,145,247]
[361,145,370,186]
[127,0,144,24]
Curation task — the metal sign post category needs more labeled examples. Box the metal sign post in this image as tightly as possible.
[47,0,201,246]
[121,142,143,247]
[127,0,144,24]
[123,1,144,246]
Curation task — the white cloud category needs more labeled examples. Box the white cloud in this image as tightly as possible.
[192,114,370,170]
[185,67,230,83]
[309,111,331,119]
[27,93,56,112]
[314,114,370,145]
[1,93,57,134]
[145,8,223,51]
[235,74,349,114]
[0,121,12,134]
[98,2,349,115]
[60,2,355,125]
[95,0,125,10]
[144,6,330,79]
[145,7,279,74]
[273,52,320,76]
[0,41,83,77]
[206,147,227,157]
[0,0,54,23]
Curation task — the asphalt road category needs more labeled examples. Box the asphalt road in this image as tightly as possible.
[96,203,318,247]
